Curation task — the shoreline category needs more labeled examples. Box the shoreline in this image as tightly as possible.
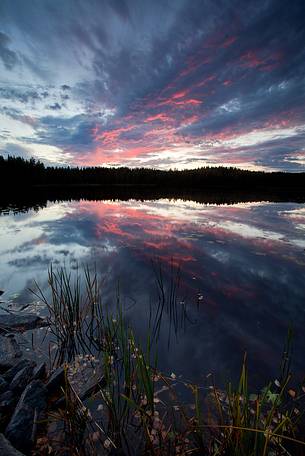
[1,185,305,211]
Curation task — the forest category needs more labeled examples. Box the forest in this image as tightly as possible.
[1,154,305,190]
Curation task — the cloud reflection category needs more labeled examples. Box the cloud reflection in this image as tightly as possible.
[0,199,305,383]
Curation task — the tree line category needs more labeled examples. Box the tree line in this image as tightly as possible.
[1,154,305,190]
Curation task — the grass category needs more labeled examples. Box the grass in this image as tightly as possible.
[32,266,305,455]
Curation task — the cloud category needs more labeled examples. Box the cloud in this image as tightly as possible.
[0,31,18,69]
[0,106,37,127]
[0,140,73,164]
[0,0,305,169]
[48,102,62,110]
[0,86,44,103]
[109,0,130,21]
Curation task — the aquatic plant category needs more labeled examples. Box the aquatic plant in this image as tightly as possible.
[33,267,305,455]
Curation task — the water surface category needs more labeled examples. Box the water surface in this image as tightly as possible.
[1,198,305,386]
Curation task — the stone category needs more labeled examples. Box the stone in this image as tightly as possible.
[32,362,47,381]
[0,390,13,403]
[5,380,47,454]
[0,375,8,394]
[0,335,23,373]
[54,374,107,410]
[46,367,65,395]
[0,433,25,456]
[0,391,16,425]
[3,359,36,383]
[0,313,48,334]
[109,449,125,456]
[80,375,107,401]
[10,364,34,393]
[0,390,15,413]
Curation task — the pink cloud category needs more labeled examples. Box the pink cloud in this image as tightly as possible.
[239,50,283,72]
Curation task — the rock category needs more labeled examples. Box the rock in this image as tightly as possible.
[0,335,23,373]
[0,390,13,403]
[0,376,8,394]
[0,313,48,334]
[0,391,16,425]
[32,362,47,381]
[54,374,107,410]
[80,375,107,401]
[10,364,34,393]
[46,367,65,395]
[0,390,15,412]
[5,380,47,454]
[0,361,14,374]
[0,290,4,296]
[0,433,25,456]
[3,359,36,383]
[109,449,125,456]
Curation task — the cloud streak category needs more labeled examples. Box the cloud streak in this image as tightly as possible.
[0,0,305,170]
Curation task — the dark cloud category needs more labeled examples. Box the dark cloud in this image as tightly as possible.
[8,254,54,268]
[0,86,42,103]
[109,0,130,21]
[1,142,33,159]
[0,31,18,69]
[48,102,61,110]
[0,106,37,127]
[35,114,97,151]
[0,0,305,169]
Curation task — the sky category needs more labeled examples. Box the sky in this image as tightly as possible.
[0,0,305,171]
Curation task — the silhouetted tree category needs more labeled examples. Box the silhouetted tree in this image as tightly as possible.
[1,155,305,190]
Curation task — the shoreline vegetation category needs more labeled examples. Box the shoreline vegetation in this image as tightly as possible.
[0,267,304,455]
[1,155,305,194]
[1,155,305,213]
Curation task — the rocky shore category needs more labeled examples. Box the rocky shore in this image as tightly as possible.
[0,312,65,455]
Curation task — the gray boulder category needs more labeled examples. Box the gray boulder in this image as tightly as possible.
[0,391,17,428]
[0,335,23,373]
[5,380,47,453]
[32,362,47,381]
[0,390,14,411]
[0,313,48,333]
[0,376,8,394]
[10,364,34,393]
[0,390,13,403]
[0,433,25,455]
[46,366,65,395]
[3,359,36,383]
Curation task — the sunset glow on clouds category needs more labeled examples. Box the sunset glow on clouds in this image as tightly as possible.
[0,0,305,170]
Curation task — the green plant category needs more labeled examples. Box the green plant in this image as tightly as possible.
[32,267,305,455]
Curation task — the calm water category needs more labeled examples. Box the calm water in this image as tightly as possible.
[1,198,305,386]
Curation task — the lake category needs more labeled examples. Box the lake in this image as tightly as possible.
[1,197,305,388]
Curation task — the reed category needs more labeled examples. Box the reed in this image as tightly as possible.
[33,266,305,455]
